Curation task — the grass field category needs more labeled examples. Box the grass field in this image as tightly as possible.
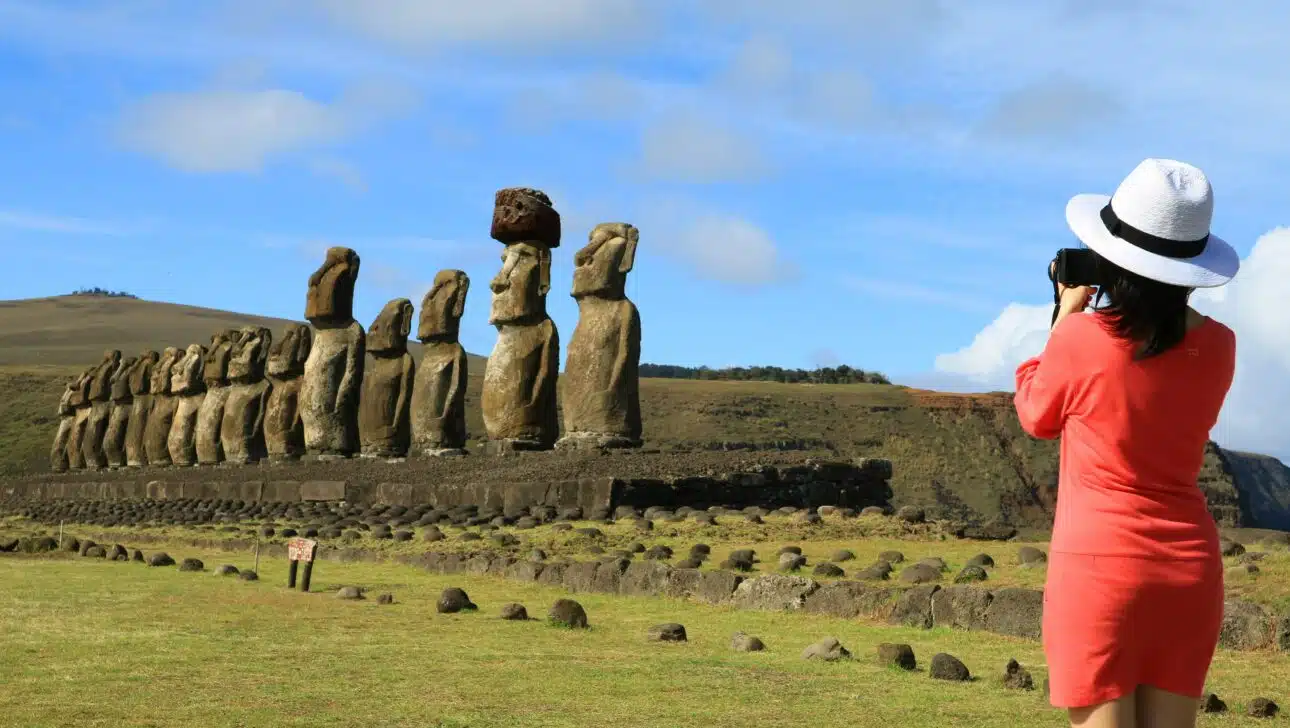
[3,546,1288,728]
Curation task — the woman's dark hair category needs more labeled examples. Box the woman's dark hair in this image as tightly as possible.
[1091,250,1193,359]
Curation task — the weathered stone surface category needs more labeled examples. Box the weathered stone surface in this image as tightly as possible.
[143,347,183,466]
[50,374,84,472]
[930,653,971,681]
[301,247,365,458]
[195,331,236,465]
[491,187,561,247]
[222,326,272,464]
[1248,699,1279,719]
[890,584,940,628]
[264,323,311,463]
[124,350,159,467]
[1219,600,1278,650]
[731,574,820,611]
[731,632,765,652]
[931,585,993,631]
[548,598,588,629]
[802,637,851,661]
[412,270,471,455]
[665,569,743,604]
[648,623,687,642]
[620,560,673,597]
[166,344,207,467]
[1003,659,1034,690]
[437,587,477,613]
[982,588,1044,639]
[360,298,415,459]
[500,603,528,620]
[877,643,917,670]
[103,355,137,468]
[82,349,122,469]
[802,581,897,620]
[65,367,94,470]
[557,223,642,450]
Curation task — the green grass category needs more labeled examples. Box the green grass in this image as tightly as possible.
[2,548,1288,728]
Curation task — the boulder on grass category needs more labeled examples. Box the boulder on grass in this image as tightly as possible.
[147,553,175,567]
[647,623,687,642]
[548,599,589,629]
[437,587,477,614]
[802,637,851,662]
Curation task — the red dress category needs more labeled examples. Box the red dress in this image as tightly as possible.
[1014,311,1235,709]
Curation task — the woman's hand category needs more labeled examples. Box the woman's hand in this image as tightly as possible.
[1050,260,1096,330]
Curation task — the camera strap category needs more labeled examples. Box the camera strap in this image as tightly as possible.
[1047,258,1060,327]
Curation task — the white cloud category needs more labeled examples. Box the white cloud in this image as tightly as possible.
[931,228,1290,461]
[307,156,367,192]
[637,113,768,183]
[661,213,794,285]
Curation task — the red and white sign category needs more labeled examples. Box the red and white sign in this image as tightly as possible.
[287,538,318,563]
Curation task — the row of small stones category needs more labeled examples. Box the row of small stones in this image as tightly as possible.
[22,537,1286,718]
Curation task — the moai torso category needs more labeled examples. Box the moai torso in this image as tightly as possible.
[221,326,272,464]
[560,223,643,447]
[103,355,138,468]
[359,298,415,459]
[300,246,365,458]
[264,323,311,463]
[195,331,236,465]
[66,369,93,470]
[50,375,84,472]
[480,188,562,450]
[166,344,207,466]
[411,270,470,454]
[143,347,182,466]
[82,350,122,469]
[125,350,158,467]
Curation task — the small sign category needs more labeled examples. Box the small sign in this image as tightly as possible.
[287,538,318,563]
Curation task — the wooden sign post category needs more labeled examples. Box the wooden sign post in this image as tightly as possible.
[286,537,318,592]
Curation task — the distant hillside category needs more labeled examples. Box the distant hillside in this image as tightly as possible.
[0,295,1285,533]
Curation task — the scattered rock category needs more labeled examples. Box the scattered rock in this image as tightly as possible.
[675,557,703,569]
[957,522,1018,541]
[812,563,845,578]
[529,549,548,562]
[648,623,687,642]
[831,549,856,562]
[731,632,765,652]
[437,587,477,614]
[214,564,239,576]
[930,653,971,681]
[689,544,711,557]
[238,570,259,581]
[802,637,851,662]
[147,553,175,567]
[1016,546,1047,565]
[899,563,941,584]
[955,566,989,583]
[83,545,108,558]
[1200,694,1227,714]
[876,643,916,671]
[917,557,947,572]
[1003,659,1034,690]
[965,553,995,568]
[721,554,755,572]
[878,550,905,564]
[500,603,529,621]
[778,553,807,572]
[548,599,589,629]
[778,545,802,556]
[1248,699,1279,718]
[179,558,205,572]
[860,506,886,517]
[423,529,446,542]
[644,545,673,561]
[336,586,365,600]
[857,562,892,580]
[1220,538,1246,557]
[376,593,395,605]
[895,506,925,524]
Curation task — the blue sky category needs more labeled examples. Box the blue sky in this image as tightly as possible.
[2,1,1289,458]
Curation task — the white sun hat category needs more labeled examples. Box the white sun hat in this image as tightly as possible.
[1065,158,1239,288]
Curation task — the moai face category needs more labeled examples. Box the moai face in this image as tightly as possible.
[58,377,80,415]
[418,270,469,343]
[368,298,414,355]
[130,350,159,395]
[573,223,638,300]
[170,344,206,393]
[489,243,551,325]
[109,356,138,401]
[202,330,237,387]
[267,323,312,378]
[151,347,182,395]
[304,246,361,324]
[228,326,271,381]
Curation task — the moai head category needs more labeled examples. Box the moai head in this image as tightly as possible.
[418,270,469,343]
[573,223,638,300]
[267,323,312,378]
[130,350,159,396]
[490,243,552,326]
[109,356,138,401]
[304,246,361,324]
[202,330,237,387]
[88,349,123,401]
[490,187,561,248]
[368,298,414,355]
[170,344,207,395]
[58,376,82,415]
[69,367,94,407]
[150,348,181,396]
[228,326,272,382]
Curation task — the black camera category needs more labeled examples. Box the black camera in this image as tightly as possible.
[1054,247,1101,287]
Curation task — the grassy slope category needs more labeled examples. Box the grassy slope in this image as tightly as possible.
[2,548,1287,727]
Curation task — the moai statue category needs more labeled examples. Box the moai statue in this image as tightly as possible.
[65,367,94,470]
[83,349,122,469]
[300,246,365,459]
[103,355,139,468]
[411,270,470,456]
[50,374,87,472]
[557,223,643,449]
[264,323,312,463]
[124,350,159,467]
[195,330,237,465]
[359,298,415,459]
[481,188,561,452]
[143,346,183,466]
[221,326,273,465]
[166,343,207,467]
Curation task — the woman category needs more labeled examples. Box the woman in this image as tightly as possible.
[1014,158,1241,728]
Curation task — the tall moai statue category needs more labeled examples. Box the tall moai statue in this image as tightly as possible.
[50,373,87,472]
[143,347,183,466]
[65,367,94,470]
[195,330,237,465]
[359,298,415,459]
[166,343,207,467]
[222,325,273,464]
[481,188,561,452]
[83,349,122,469]
[124,349,159,467]
[300,246,365,459]
[264,323,312,463]
[411,270,470,456]
[103,355,139,468]
[558,223,643,449]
